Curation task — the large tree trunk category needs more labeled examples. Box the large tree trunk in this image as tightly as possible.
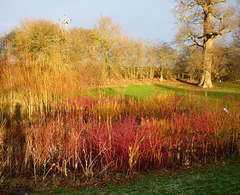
[198,0,214,88]
[199,38,213,88]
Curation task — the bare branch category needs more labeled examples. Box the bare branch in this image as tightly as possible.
[193,35,205,40]
[212,27,230,40]
[189,40,203,48]
[214,0,226,4]
[185,33,204,48]
[213,14,223,20]
[190,34,204,47]
[181,12,204,22]
[180,0,204,7]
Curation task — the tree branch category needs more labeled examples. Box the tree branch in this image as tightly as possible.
[181,12,204,22]
[212,27,230,40]
[189,40,203,48]
[213,14,223,20]
[186,34,204,48]
[214,0,226,4]
[193,35,205,40]
[180,0,204,7]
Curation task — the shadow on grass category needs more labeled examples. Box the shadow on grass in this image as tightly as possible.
[206,91,239,101]
[153,84,189,95]
[176,78,198,86]
[154,83,240,100]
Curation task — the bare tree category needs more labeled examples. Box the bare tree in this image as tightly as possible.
[154,42,177,81]
[174,0,235,88]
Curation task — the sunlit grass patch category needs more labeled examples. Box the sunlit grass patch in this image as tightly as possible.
[87,81,240,100]
[100,162,240,194]
[30,162,239,194]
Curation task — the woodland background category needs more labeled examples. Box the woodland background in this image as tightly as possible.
[0,14,239,118]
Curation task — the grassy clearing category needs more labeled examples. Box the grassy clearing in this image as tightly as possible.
[88,81,240,100]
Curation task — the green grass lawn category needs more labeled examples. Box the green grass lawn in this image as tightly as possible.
[87,81,240,100]
[29,160,240,194]
[100,163,240,195]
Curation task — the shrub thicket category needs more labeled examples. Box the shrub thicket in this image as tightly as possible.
[0,94,239,180]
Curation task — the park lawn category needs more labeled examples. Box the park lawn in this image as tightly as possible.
[28,160,240,194]
[98,162,240,194]
[88,81,240,100]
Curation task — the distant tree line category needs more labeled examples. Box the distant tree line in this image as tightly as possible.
[0,16,178,117]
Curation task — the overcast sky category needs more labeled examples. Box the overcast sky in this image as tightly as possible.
[1,0,177,42]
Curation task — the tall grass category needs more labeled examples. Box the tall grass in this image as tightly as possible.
[1,92,238,182]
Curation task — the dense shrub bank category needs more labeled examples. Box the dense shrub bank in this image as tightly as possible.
[0,94,239,180]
